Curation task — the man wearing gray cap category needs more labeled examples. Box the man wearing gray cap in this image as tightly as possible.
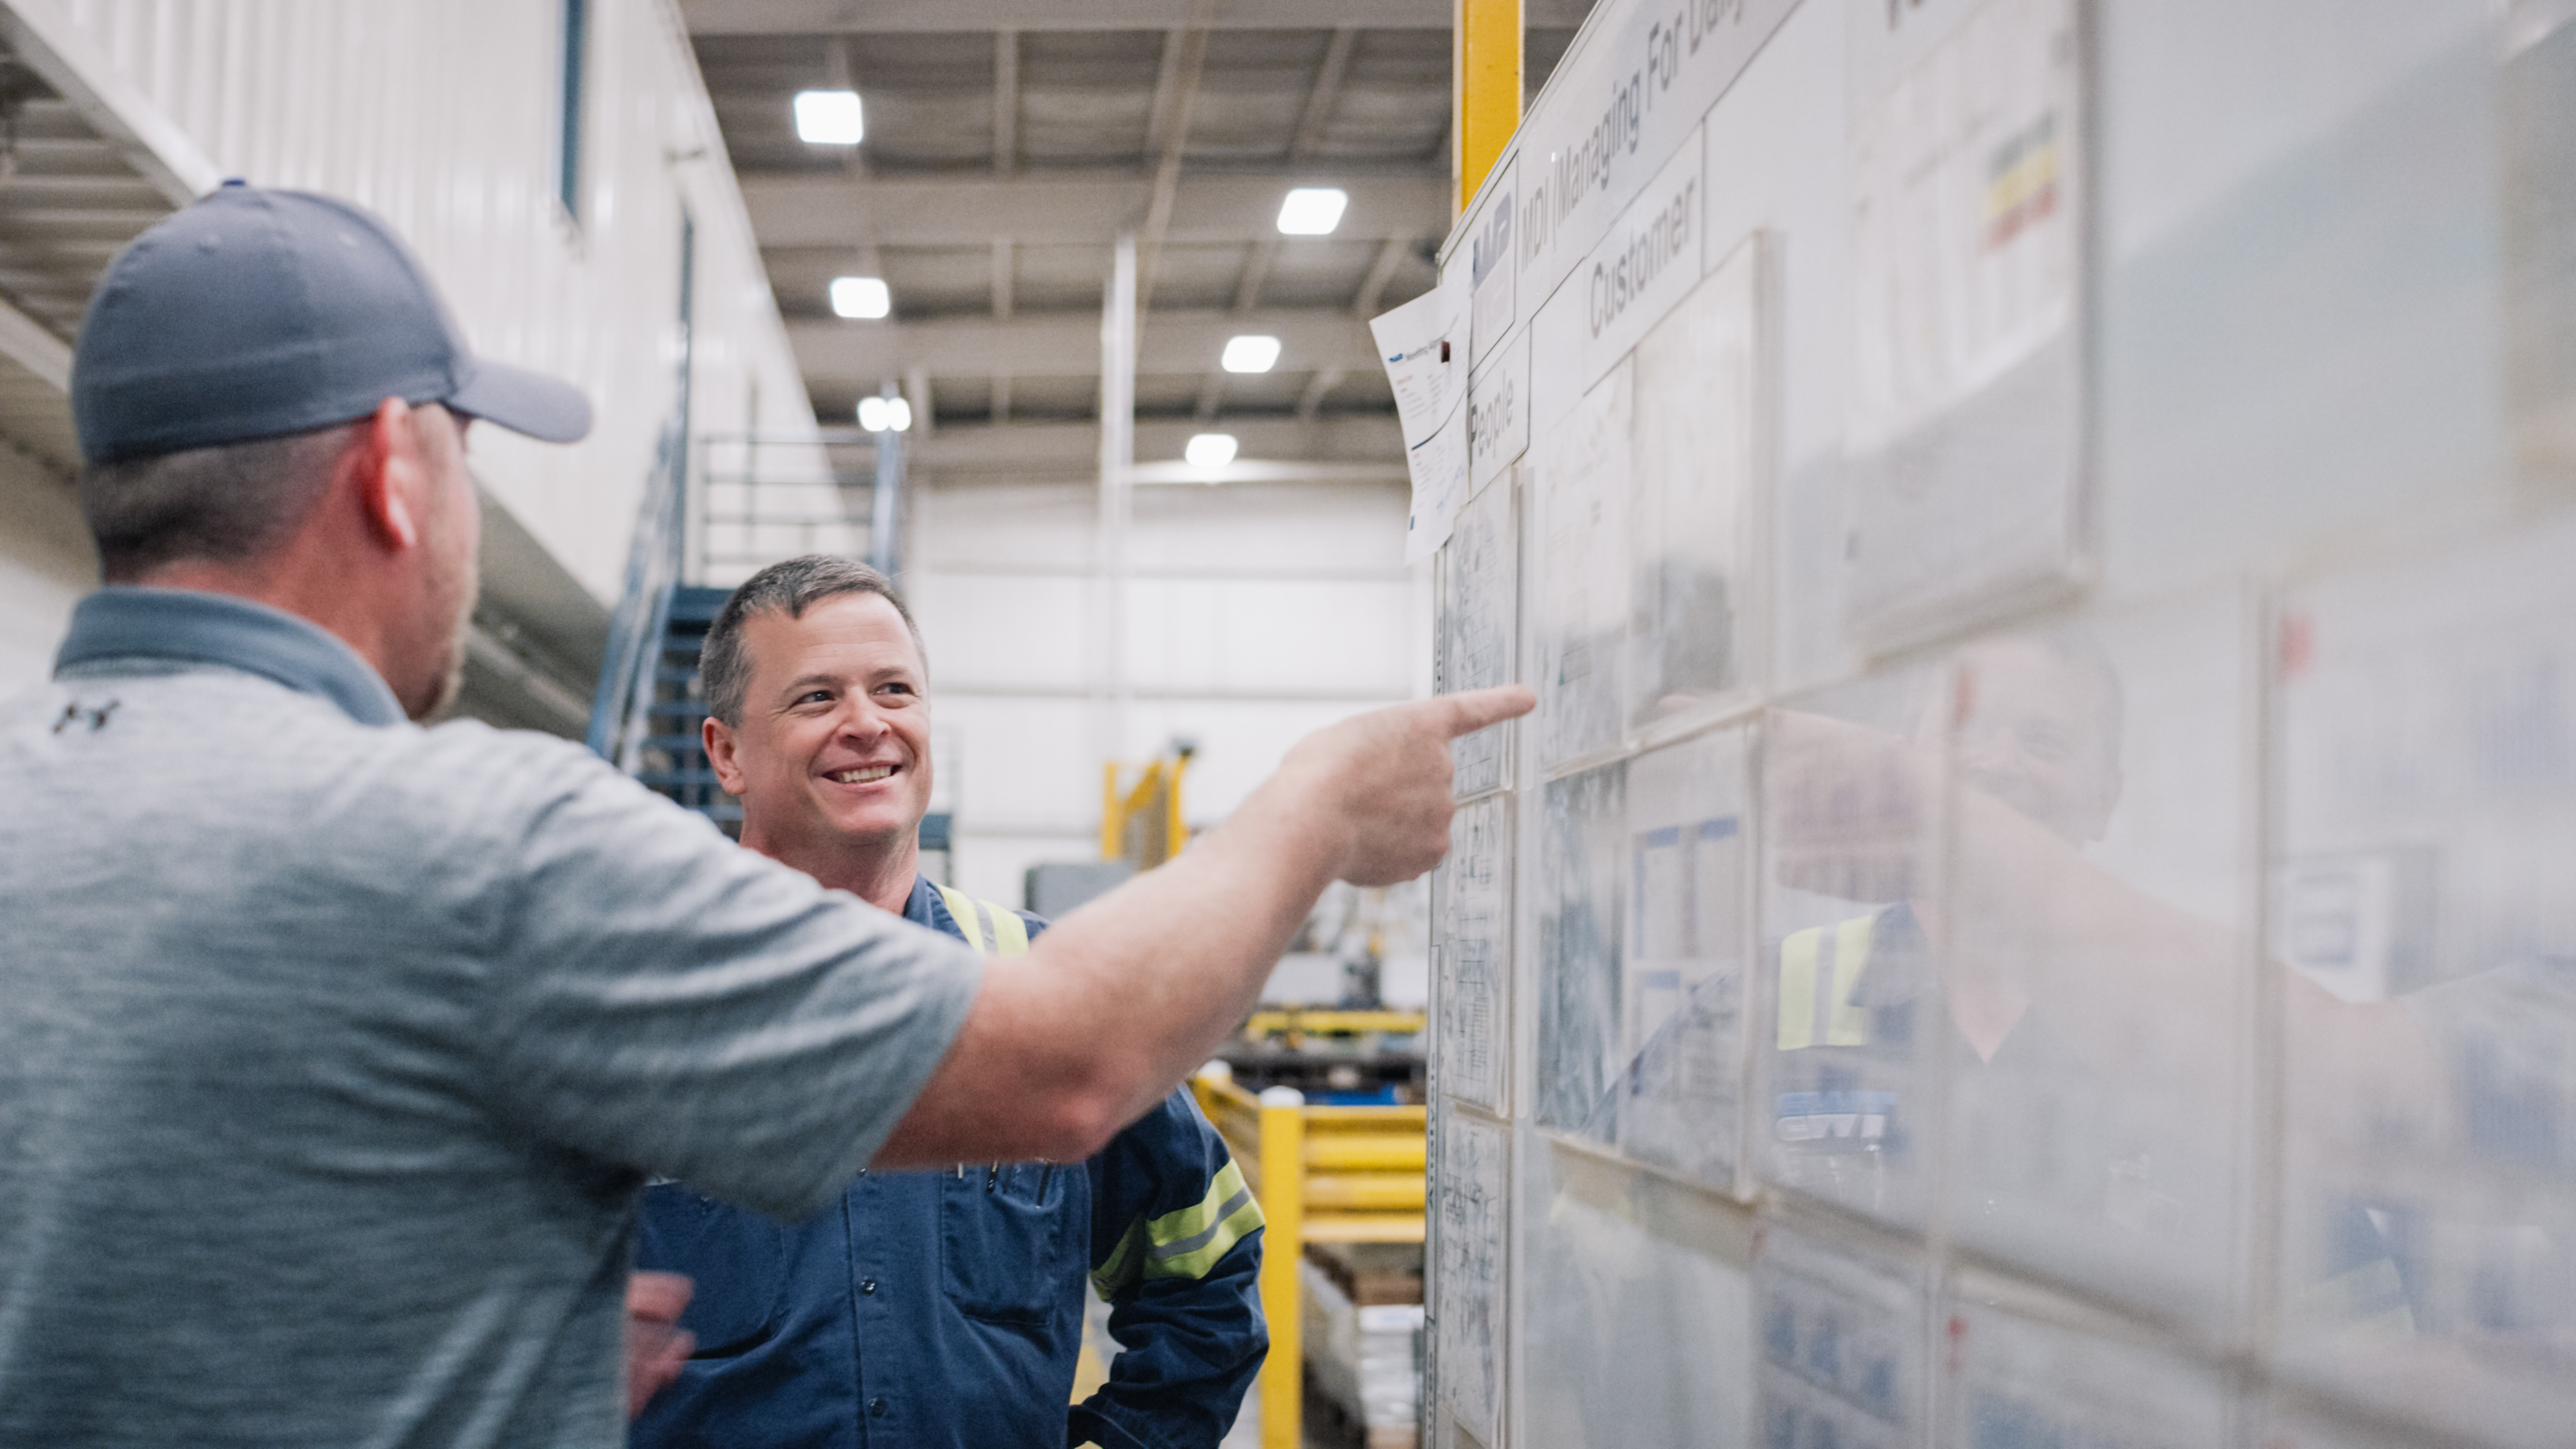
[0,183,1530,1448]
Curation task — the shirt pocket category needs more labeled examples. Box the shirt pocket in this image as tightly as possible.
[637,1183,788,1357]
[940,1163,1078,1326]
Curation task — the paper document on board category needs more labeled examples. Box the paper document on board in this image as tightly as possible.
[1403,404,1468,562]
[1372,263,1471,448]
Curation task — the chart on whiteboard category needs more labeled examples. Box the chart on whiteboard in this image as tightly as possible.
[1437,793,1511,1114]
[1433,1106,1507,1449]
[1844,0,2086,644]
[1443,479,1517,800]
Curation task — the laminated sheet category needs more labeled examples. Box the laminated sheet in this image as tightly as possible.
[1759,669,1946,1230]
[1535,762,1625,1139]
[1517,1126,1752,1449]
[1432,1102,1508,1449]
[2272,515,2576,1448]
[1939,1293,2230,1448]
[1627,236,1764,737]
[1941,596,2253,1332]
[1843,0,2087,645]
[1534,362,1634,769]
[1437,794,1513,1115]
[1617,726,1754,1191]
[1754,1222,1924,1449]
[1442,478,1519,801]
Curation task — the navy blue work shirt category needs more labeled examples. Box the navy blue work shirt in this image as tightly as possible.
[633,877,1266,1449]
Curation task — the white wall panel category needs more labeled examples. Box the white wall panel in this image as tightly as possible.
[57,0,817,603]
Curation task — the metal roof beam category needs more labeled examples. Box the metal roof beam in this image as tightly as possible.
[682,0,1598,32]
[915,415,1405,473]
[786,308,1378,384]
[743,173,1446,248]
[1287,27,1357,162]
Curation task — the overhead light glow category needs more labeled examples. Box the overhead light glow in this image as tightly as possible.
[857,395,912,433]
[794,89,866,144]
[1220,334,1281,374]
[830,276,891,319]
[1184,433,1238,469]
[1275,187,1348,236]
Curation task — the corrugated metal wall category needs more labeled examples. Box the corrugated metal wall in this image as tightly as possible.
[57,0,817,603]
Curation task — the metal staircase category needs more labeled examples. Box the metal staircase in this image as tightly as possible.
[585,422,895,837]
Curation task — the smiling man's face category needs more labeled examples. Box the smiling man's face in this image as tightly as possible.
[705,591,933,869]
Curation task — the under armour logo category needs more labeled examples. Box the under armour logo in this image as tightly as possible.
[51,698,119,733]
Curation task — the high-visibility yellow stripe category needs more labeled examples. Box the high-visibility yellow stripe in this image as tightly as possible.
[1092,1158,1263,1294]
[988,904,1028,955]
[935,885,984,953]
[1827,915,1875,1046]
[1778,927,1822,1049]
[933,886,1031,958]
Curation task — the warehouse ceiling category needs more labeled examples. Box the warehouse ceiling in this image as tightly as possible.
[681,0,1598,484]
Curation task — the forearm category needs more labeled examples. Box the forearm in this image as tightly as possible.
[874,685,1531,1169]
[873,763,1342,1166]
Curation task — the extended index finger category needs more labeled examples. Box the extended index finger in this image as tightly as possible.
[1417,685,1536,739]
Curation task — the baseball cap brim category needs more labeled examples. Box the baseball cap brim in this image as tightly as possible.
[446,358,593,444]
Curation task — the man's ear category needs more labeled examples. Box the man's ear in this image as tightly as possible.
[354,398,424,553]
[705,714,748,795]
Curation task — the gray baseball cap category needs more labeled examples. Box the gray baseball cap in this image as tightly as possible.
[71,181,592,465]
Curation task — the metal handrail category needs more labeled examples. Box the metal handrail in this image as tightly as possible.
[586,416,687,761]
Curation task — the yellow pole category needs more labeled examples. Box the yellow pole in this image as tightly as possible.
[1453,0,1523,215]
[1256,1086,1307,1449]
[1165,752,1190,856]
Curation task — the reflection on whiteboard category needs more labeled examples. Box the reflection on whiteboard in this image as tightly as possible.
[1433,1105,1507,1449]
[1760,673,1943,1230]
[1618,728,1753,1189]
[1437,795,1511,1114]
[1538,763,1625,1137]
[2275,516,2576,1446]
[1943,1298,2228,1449]
[1443,479,1518,800]
[1845,0,2085,644]
[1517,1130,1753,1449]
[1629,235,1765,735]
[1536,362,1634,768]
[1755,1226,1922,1449]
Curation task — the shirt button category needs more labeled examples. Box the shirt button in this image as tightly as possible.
[861,1278,879,1294]
[869,1397,888,1418]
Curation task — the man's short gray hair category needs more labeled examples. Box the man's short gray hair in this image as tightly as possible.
[700,555,923,726]
[80,422,357,580]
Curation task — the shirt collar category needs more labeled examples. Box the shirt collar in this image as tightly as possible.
[901,875,944,931]
[53,586,408,727]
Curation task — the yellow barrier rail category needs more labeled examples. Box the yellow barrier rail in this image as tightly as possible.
[1192,1066,1426,1449]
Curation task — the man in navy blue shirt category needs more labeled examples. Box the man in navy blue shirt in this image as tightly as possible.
[633,555,1265,1449]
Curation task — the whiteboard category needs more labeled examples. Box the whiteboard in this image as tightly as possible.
[2272,514,2576,1449]
[1618,725,1754,1191]
[1437,793,1513,1115]
[1842,0,2087,646]
[1534,762,1626,1140]
[1515,1128,1753,1449]
[1534,362,1634,770]
[1442,477,1518,801]
[1753,1224,1924,1449]
[1941,1294,2229,1449]
[1627,235,1765,737]
[1432,1103,1508,1449]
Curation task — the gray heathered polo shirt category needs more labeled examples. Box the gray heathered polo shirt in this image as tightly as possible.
[0,588,985,1448]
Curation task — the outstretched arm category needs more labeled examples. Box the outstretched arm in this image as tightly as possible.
[874,686,1533,1168]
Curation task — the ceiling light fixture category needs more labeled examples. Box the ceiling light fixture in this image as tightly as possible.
[1184,433,1238,469]
[1276,187,1348,236]
[830,276,891,319]
[794,89,866,145]
[858,396,912,433]
[1220,334,1281,374]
